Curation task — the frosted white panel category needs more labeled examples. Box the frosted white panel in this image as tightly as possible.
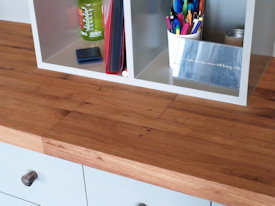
[130,0,171,76]
[33,0,80,60]
[0,0,30,23]
[248,0,275,98]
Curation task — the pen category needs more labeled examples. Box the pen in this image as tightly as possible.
[199,0,204,16]
[176,25,180,35]
[173,18,181,34]
[166,16,171,31]
[181,23,190,35]
[187,10,192,24]
[188,3,194,13]
[171,7,177,18]
[170,11,175,33]
[193,12,198,21]
[168,0,204,36]
[195,0,200,13]
[177,13,185,28]
[199,17,204,23]
[192,20,202,34]
[187,22,193,34]
[174,0,182,13]
[170,19,174,33]
[191,19,199,33]
[193,0,197,13]
[182,0,188,18]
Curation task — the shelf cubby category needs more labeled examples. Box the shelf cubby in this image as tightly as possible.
[28,0,275,105]
[29,0,126,81]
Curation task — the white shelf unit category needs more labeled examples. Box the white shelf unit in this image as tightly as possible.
[28,0,275,106]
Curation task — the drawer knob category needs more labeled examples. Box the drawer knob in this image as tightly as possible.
[21,171,38,187]
[138,204,147,206]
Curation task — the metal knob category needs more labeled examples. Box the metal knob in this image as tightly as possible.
[138,204,147,206]
[21,171,38,187]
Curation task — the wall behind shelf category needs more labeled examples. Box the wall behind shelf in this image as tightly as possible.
[0,0,274,57]
[0,0,30,24]
[203,0,247,44]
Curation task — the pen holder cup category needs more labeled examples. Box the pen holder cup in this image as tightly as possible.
[167,30,202,70]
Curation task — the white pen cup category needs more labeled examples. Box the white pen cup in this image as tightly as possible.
[167,30,202,70]
[168,30,202,40]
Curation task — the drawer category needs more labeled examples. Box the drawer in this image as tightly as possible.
[0,142,87,206]
[84,166,210,206]
[0,192,38,206]
[212,202,226,206]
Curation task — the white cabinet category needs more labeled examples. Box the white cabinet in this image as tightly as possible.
[0,142,214,206]
[0,142,87,206]
[212,202,225,206]
[84,166,210,206]
[0,192,38,206]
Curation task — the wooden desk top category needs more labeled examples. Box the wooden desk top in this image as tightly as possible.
[0,21,274,206]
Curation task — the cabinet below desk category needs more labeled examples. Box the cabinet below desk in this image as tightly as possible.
[84,166,210,206]
[0,192,38,206]
[0,142,86,206]
[212,202,225,206]
[0,142,213,206]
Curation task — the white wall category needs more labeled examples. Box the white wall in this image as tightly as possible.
[0,0,274,57]
[0,0,30,23]
[251,0,275,57]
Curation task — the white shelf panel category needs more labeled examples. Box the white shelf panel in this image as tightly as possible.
[136,49,239,97]
[44,38,106,73]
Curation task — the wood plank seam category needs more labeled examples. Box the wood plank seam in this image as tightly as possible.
[156,94,178,120]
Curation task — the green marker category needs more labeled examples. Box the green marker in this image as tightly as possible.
[176,25,181,35]
[183,0,188,19]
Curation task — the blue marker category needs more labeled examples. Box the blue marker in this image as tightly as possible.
[173,18,181,34]
[174,0,183,13]
[188,3,194,13]
[193,0,197,12]
[195,0,200,13]
[192,20,201,34]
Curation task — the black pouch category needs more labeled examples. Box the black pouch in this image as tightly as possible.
[76,47,103,64]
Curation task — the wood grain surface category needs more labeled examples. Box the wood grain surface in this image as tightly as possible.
[0,21,274,206]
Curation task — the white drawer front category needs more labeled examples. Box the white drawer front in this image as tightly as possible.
[212,202,225,206]
[84,166,210,206]
[0,192,38,206]
[0,142,87,206]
